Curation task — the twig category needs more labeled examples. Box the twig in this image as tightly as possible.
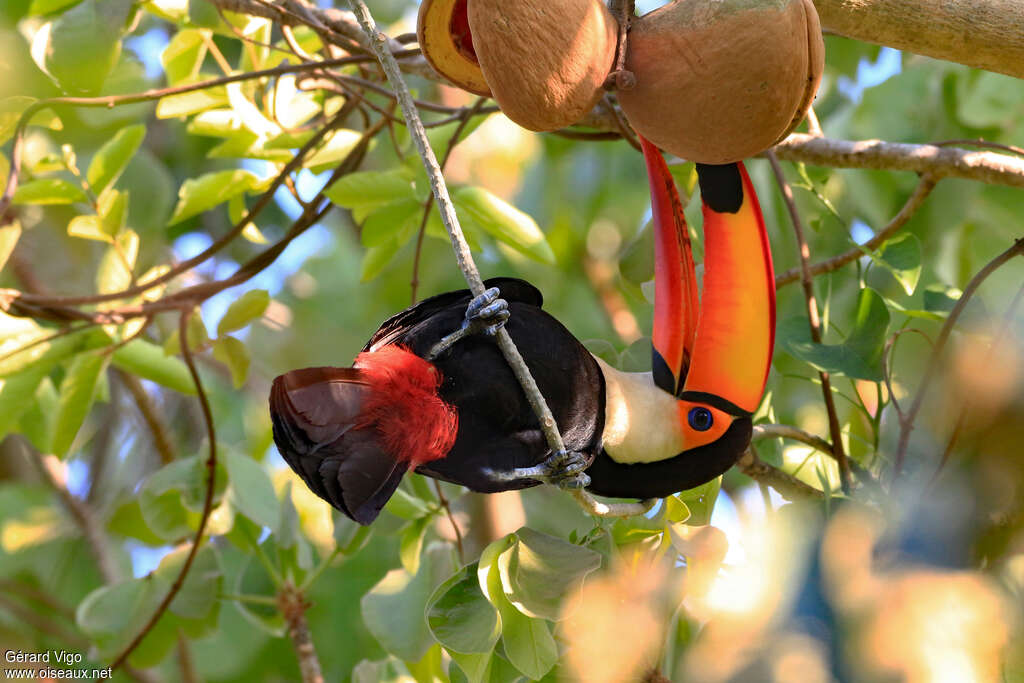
[111,309,220,670]
[736,447,824,501]
[775,175,938,287]
[278,583,325,683]
[175,633,200,683]
[433,480,465,564]
[894,238,1024,475]
[347,0,650,519]
[767,151,852,494]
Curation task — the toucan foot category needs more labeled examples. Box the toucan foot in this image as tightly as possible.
[485,449,591,489]
[428,288,509,360]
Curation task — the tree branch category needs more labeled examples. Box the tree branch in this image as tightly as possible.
[812,0,1024,81]
[775,175,937,287]
[767,151,852,493]
[736,447,824,501]
[770,134,1024,188]
[278,584,324,683]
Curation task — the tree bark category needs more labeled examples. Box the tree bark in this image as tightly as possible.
[813,0,1024,80]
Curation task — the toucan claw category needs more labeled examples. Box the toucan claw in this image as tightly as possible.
[483,449,592,489]
[427,288,510,360]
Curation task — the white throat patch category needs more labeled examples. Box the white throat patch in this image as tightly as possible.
[594,357,685,464]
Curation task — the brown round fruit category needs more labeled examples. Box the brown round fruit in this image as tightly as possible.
[418,0,491,96]
[467,0,618,132]
[618,0,825,164]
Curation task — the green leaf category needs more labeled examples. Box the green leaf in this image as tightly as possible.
[664,495,691,525]
[154,544,221,621]
[324,169,418,210]
[427,564,501,655]
[52,351,109,458]
[384,487,434,521]
[923,284,961,315]
[87,124,145,195]
[169,169,260,225]
[676,477,721,526]
[67,215,110,243]
[156,85,229,119]
[360,240,401,282]
[225,451,280,528]
[161,28,206,84]
[217,289,270,336]
[306,129,365,173]
[17,376,58,453]
[872,233,922,295]
[782,288,891,381]
[0,322,109,378]
[495,597,557,681]
[399,516,431,575]
[95,228,139,295]
[0,221,21,273]
[361,199,422,248]
[37,0,133,94]
[140,456,226,540]
[76,578,165,661]
[12,178,87,205]
[213,335,250,388]
[108,499,167,545]
[453,187,555,264]
[0,365,49,439]
[110,339,197,395]
[188,0,221,28]
[333,510,374,555]
[361,544,455,661]
[29,0,86,16]
[498,527,601,621]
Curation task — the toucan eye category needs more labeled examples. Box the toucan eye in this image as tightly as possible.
[688,407,713,431]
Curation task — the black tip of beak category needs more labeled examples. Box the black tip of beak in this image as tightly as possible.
[696,163,743,214]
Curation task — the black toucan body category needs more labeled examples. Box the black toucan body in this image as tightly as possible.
[270,139,775,524]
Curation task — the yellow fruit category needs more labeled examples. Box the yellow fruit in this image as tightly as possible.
[618,0,825,164]
[468,0,618,131]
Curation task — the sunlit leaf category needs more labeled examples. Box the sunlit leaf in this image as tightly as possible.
[216,289,270,336]
[161,27,206,84]
[38,0,133,94]
[12,178,87,205]
[213,335,250,388]
[399,515,430,575]
[96,228,139,295]
[872,233,922,295]
[454,186,555,264]
[0,97,63,146]
[111,339,196,395]
[0,221,21,273]
[87,124,145,195]
[168,169,260,225]
[324,169,418,210]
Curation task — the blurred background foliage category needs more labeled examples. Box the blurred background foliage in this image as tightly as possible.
[0,0,1022,681]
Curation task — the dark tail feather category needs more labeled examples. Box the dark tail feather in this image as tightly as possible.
[270,367,406,525]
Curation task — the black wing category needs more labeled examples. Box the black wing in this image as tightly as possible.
[364,277,542,351]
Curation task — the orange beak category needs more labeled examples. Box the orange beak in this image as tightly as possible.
[642,138,775,417]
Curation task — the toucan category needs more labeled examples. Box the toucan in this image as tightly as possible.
[269,139,775,524]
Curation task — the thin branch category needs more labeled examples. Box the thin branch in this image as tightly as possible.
[775,175,938,287]
[894,238,1024,475]
[278,584,325,683]
[736,447,824,501]
[411,97,488,303]
[111,309,220,670]
[767,151,852,494]
[433,480,465,564]
[347,0,650,519]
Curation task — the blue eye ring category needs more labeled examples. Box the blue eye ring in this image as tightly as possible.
[688,407,713,431]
